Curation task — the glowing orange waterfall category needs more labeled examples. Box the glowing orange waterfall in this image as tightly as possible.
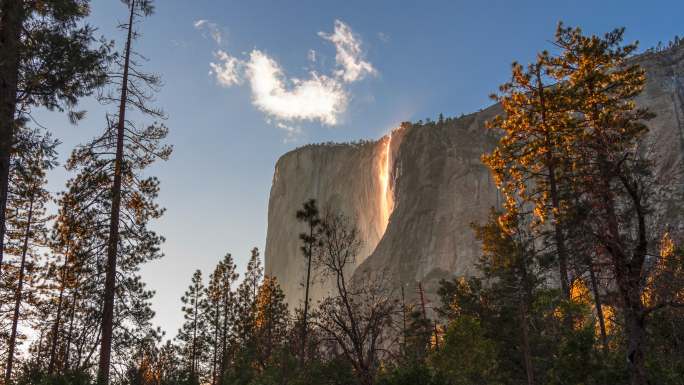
[379,133,394,232]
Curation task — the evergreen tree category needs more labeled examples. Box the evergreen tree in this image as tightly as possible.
[0,0,109,269]
[234,248,264,348]
[472,210,540,385]
[35,175,112,376]
[57,102,169,383]
[547,24,677,384]
[93,1,170,383]
[224,248,263,385]
[2,128,58,382]
[484,50,577,301]
[42,190,91,376]
[253,276,289,370]
[205,253,238,385]
[295,199,321,364]
[177,270,209,384]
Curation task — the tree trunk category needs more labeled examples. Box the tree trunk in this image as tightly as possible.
[587,260,609,355]
[535,68,570,300]
[36,328,46,368]
[63,284,80,372]
[191,291,198,378]
[0,0,24,277]
[5,195,34,383]
[597,157,649,384]
[212,303,219,385]
[219,290,230,385]
[547,164,571,299]
[300,225,314,365]
[48,251,70,374]
[97,2,135,384]
[625,306,647,385]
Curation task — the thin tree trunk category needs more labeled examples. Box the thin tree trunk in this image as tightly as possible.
[211,303,219,385]
[535,68,571,300]
[97,2,135,384]
[191,290,198,378]
[63,284,80,372]
[596,154,649,385]
[548,164,571,299]
[5,195,34,383]
[36,328,46,368]
[0,0,24,277]
[300,225,314,365]
[219,289,230,385]
[48,250,70,375]
[587,259,609,355]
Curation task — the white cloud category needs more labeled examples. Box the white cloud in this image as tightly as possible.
[319,20,377,83]
[203,20,375,130]
[275,122,303,142]
[246,50,347,125]
[194,19,223,45]
[209,50,242,87]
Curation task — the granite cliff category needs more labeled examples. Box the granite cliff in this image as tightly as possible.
[264,44,684,309]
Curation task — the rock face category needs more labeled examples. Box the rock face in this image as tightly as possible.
[264,137,399,307]
[265,44,684,309]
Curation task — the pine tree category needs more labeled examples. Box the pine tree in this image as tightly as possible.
[204,254,239,385]
[35,173,112,376]
[295,199,321,364]
[548,24,662,385]
[253,276,289,370]
[234,248,264,349]
[3,128,58,382]
[472,209,540,385]
[95,1,170,383]
[0,0,109,270]
[224,248,264,385]
[177,270,209,384]
[484,51,576,301]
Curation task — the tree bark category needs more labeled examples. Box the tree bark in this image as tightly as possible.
[219,282,230,385]
[587,259,609,355]
[48,250,70,374]
[0,0,24,277]
[97,2,135,384]
[300,224,314,365]
[5,195,34,383]
[63,289,79,372]
[211,302,219,385]
[535,68,571,300]
[191,288,199,378]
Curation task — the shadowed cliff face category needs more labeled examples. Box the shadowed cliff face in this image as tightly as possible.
[265,44,684,309]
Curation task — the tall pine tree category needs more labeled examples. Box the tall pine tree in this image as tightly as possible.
[177,270,209,384]
[2,128,58,382]
[0,0,108,269]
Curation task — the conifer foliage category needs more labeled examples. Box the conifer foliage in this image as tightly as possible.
[0,0,109,272]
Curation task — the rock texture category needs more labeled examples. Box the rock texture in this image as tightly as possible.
[265,44,684,309]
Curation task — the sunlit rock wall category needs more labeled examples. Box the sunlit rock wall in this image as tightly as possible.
[264,130,406,308]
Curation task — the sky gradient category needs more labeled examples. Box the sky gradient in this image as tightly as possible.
[35,0,684,338]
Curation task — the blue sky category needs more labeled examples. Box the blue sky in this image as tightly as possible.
[35,0,684,337]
